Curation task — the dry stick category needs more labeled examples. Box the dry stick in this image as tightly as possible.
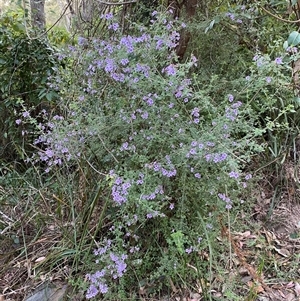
[260,5,300,24]
[96,0,137,5]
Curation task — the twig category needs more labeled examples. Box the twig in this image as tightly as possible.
[96,0,137,5]
[260,5,300,24]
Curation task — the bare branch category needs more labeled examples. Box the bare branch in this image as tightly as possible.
[96,0,137,5]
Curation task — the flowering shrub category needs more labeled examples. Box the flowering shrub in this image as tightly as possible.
[33,9,263,299]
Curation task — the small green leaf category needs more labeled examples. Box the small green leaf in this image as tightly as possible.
[205,20,215,33]
[283,40,288,50]
[287,31,300,46]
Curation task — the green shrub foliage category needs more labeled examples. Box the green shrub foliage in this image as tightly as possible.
[0,10,59,163]
[33,10,263,298]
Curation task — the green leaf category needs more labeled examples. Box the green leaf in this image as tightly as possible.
[294,97,300,106]
[287,31,300,46]
[205,20,215,34]
[291,0,298,6]
[283,40,288,50]
[171,231,185,255]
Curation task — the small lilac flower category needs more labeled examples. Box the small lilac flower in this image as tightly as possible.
[169,203,174,210]
[205,154,212,162]
[146,213,153,219]
[86,285,98,299]
[229,171,239,179]
[141,111,148,119]
[22,111,30,118]
[266,77,272,83]
[101,12,113,20]
[194,173,201,178]
[99,282,108,294]
[185,246,193,254]
[108,23,119,31]
[16,119,21,125]
[274,57,282,65]
[164,64,176,76]
[189,148,196,155]
[245,174,252,180]
[78,36,87,45]
[228,94,234,102]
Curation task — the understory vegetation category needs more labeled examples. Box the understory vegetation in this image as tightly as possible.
[1,1,300,300]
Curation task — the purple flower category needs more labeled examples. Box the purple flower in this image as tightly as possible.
[229,171,239,179]
[78,36,87,45]
[245,174,252,180]
[266,77,272,83]
[86,285,98,299]
[185,246,193,254]
[191,107,200,117]
[16,119,21,125]
[164,64,176,76]
[146,213,153,219]
[101,12,113,20]
[141,111,148,119]
[22,111,30,118]
[194,173,201,178]
[274,57,282,65]
[189,148,196,155]
[120,58,129,66]
[108,23,119,31]
[98,282,108,294]
[228,94,234,102]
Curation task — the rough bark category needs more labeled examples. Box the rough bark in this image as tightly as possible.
[168,0,198,60]
[30,0,46,29]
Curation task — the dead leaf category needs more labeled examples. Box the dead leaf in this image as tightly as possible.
[286,292,296,301]
[274,247,290,257]
[35,256,46,262]
[294,282,300,296]
[247,281,264,294]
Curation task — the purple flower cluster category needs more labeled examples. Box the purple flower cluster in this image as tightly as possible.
[228,171,239,179]
[141,185,164,201]
[191,107,200,124]
[225,12,242,24]
[146,157,177,178]
[205,152,228,163]
[225,101,242,121]
[86,238,128,299]
[218,193,233,210]
[111,176,132,205]
[34,118,83,172]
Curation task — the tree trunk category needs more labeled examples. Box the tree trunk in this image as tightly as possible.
[30,0,46,29]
